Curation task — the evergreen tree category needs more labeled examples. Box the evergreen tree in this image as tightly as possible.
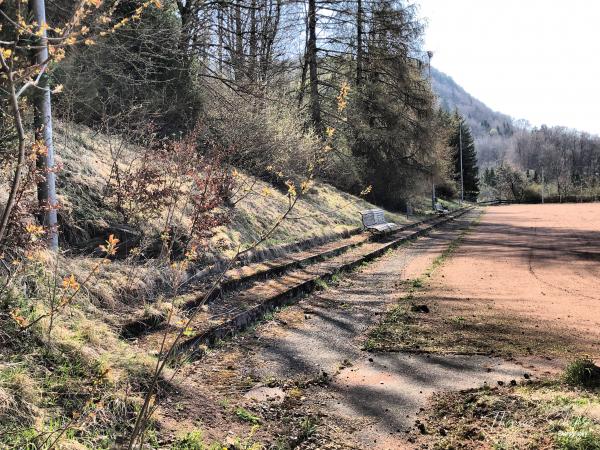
[449,113,480,201]
[347,0,435,209]
[483,167,491,184]
[489,167,497,186]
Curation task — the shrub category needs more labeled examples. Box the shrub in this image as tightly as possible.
[172,431,205,450]
[205,87,321,186]
[235,407,261,424]
[522,185,542,203]
[564,358,600,388]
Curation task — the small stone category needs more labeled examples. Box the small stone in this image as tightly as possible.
[524,373,531,379]
[510,379,517,386]
[497,380,504,386]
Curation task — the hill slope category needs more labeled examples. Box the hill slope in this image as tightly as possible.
[55,122,432,261]
[431,67,518,166]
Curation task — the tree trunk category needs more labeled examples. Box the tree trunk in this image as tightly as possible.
[297,14,309,105]
[259,0,280,81]
[248,0,257,82]
[356,0,363,86]
[0,61,27,247]
[234,0,244,81]
[217,3,224,74]
[307,0,322,134]
[177,1,193,55]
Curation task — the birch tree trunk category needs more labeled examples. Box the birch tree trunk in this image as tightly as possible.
[32,0,59,250]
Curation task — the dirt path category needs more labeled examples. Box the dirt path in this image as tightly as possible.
[236,210,530,449]
[161,209,530,449]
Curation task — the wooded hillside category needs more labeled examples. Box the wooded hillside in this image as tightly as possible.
[432,67,600,202]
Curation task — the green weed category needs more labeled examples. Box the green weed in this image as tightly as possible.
[235,407,261,424]
[299,416,318,439]
[451,316,466,325]
[172,430,205,450]
[410,278,423,289]
[314,278,328,290]
[555,416,600,450]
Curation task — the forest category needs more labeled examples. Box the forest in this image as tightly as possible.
[477,126,600,203]
[432,68,600,203]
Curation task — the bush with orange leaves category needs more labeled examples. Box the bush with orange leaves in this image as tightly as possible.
[105,122,235,259]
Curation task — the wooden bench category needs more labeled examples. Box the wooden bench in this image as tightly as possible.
[434,203,449,215]
[360,209,397,233]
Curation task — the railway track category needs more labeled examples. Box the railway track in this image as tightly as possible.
[124,207,474,360]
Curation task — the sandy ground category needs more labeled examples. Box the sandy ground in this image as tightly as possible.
[410,203,600,361]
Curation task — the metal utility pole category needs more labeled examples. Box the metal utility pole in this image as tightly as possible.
[32,0,59,250]
[427,50,433,80]
[459,122,464,203]
[426,50,436,210]
[431,175,436,210]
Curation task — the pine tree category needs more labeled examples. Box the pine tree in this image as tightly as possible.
[449,113,480,201]
[489,167,497,186]
[347,0,434,209]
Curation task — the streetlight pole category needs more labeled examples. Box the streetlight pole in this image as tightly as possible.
[541,166,545,204]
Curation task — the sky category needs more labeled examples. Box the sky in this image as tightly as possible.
[416,0,600,135]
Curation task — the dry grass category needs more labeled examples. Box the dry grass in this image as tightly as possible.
[414,380,600,449]
[0,264,161,448]
[47,121,437,311]
[0,365,40,425]
[54,122,425,258]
